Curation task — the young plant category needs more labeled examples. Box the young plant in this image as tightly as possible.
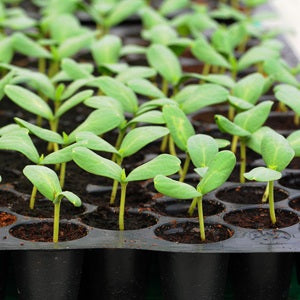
[244,131,294,224]
[215,101,273,183]
[72,147,181,230]
[23,165,81,243]
[154,150,236,241]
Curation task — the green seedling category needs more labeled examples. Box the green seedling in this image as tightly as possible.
[154,150,236,241]
[274,84,300,125]
[72,147,180,230]
[244,131,294,224]
[23,165,81,243]
[215,101,273,183]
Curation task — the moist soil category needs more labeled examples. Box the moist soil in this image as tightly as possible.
[265,113,300,131]
[224,208,299,229]
[216,185,288,204]
[10,222,88,242]
[155,222,233,244]
[279,174,300,190]
[81,207,157,230]
[0,212,17,227]
[192,107,227,124]
[287,157,300,169]
[289,198,300,211]
[10,199,85,219]
[152,199,225,218]
[0,190,24,208]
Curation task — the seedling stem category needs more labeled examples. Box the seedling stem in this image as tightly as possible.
[197,196,205,241]
[29,185,37,210]
[119,182,128,230]
[269,181,276,224]
[53,201,61,243]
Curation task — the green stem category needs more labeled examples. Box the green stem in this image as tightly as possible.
[29,185,37,210]
[230,0,239,9]
[48,60,59,78]
[169,136,177,157]
[59,162,66,188]
[111,129,126,162]
[202,64,211,76]
[269,181,276,224]
[231,135,239,153]
[278,102,288,112]
[119,182,128,231]
[110,180,119,205]
[197,196,205,241]
[38,57,46,74]
[294,114,299,126]
[53,201,61,243]
[188,197,197,216]
[160,135,168,153]
[262,182,269,203]
[162,79,168,96]
[179,154,190,182]
[240,140,246,183]
[228,106,235,121]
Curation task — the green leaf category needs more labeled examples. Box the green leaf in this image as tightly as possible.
[187,134,218,168]
[126,154,181,181]
[246,126,275,154]
[61,58,93,80]
[61,79,90,100]
[163,105,195,151]
[197,150,236,195]
[228,96,254,111]
[57,191,81,207]
[287,130,300,156]
[23,165,62,201]
[233,73,265,104]
[0,37,13,64]
[174,85,198,104]
[0,71,14,100]
[154,175,201,199]
[159,0,189,16]
[238,46,279,70]
[261,131,295,171]
[139,6,168,29]
[117,67,156,83]
[84,96,124,116]
[75,131,118,153]
[5,85,54,120]
[180,84,229,114]
[127,78,164,98]
[42,141,87,164]
[275,84,300,115]
[128,111,165,125]
[69,108,123,143]
[138,98,177,114]
[0,124,20,136]
[120,44,147,56]
[214,115,250,137]
[142,24,177,45]
[14,117,64,144]
[0,128,40,163]
[12,32,51,58]
[55,90,93,119]
[234,101,273,133]
[182,74,235,89]
[194,167,208,178]
[244,167,282,182]
[91,35,122,66]
[72,147,122,181]
[146,44,182,85]
[97,76,138,114]
[119,126,169,158]
[104,0,144,28]
[57,31,95,59]
[191,37,231,68]
[215,139,230,148]
[264,59,299,86]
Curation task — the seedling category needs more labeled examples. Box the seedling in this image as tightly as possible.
[154,150,236,241]
[244,131,294,224]
[215,101,273,183]
[72,147,181,230]
[23,165,81,243]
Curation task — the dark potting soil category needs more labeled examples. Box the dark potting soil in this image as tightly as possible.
[0,190,24,208]
[192,107,228,124]
[0,212,16,227]
[10,222,88,242]
[279,174,300,190]
[81,207,157,230]
[10,198,85,219]
[155,222,234,244]
[216,185,288,204]
[289,198,300,211]
[224,208,299,229]
[152,199,225,218]
[287,157,300,170]
[265,113,300,131]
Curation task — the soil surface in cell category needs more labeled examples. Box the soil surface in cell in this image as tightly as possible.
[10,222,88,242]
[279,174,300,190]
[0,212,16,227]
[265,113,299,131]
[155,222,233,244]
[224,208,299,229]
[216,185,288,204]
[11,199,85,219]
[287,157,300,169]
[0,190,23,208]
[289,198,300,211]
[81,207,157,230]
[152,199,225,218]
